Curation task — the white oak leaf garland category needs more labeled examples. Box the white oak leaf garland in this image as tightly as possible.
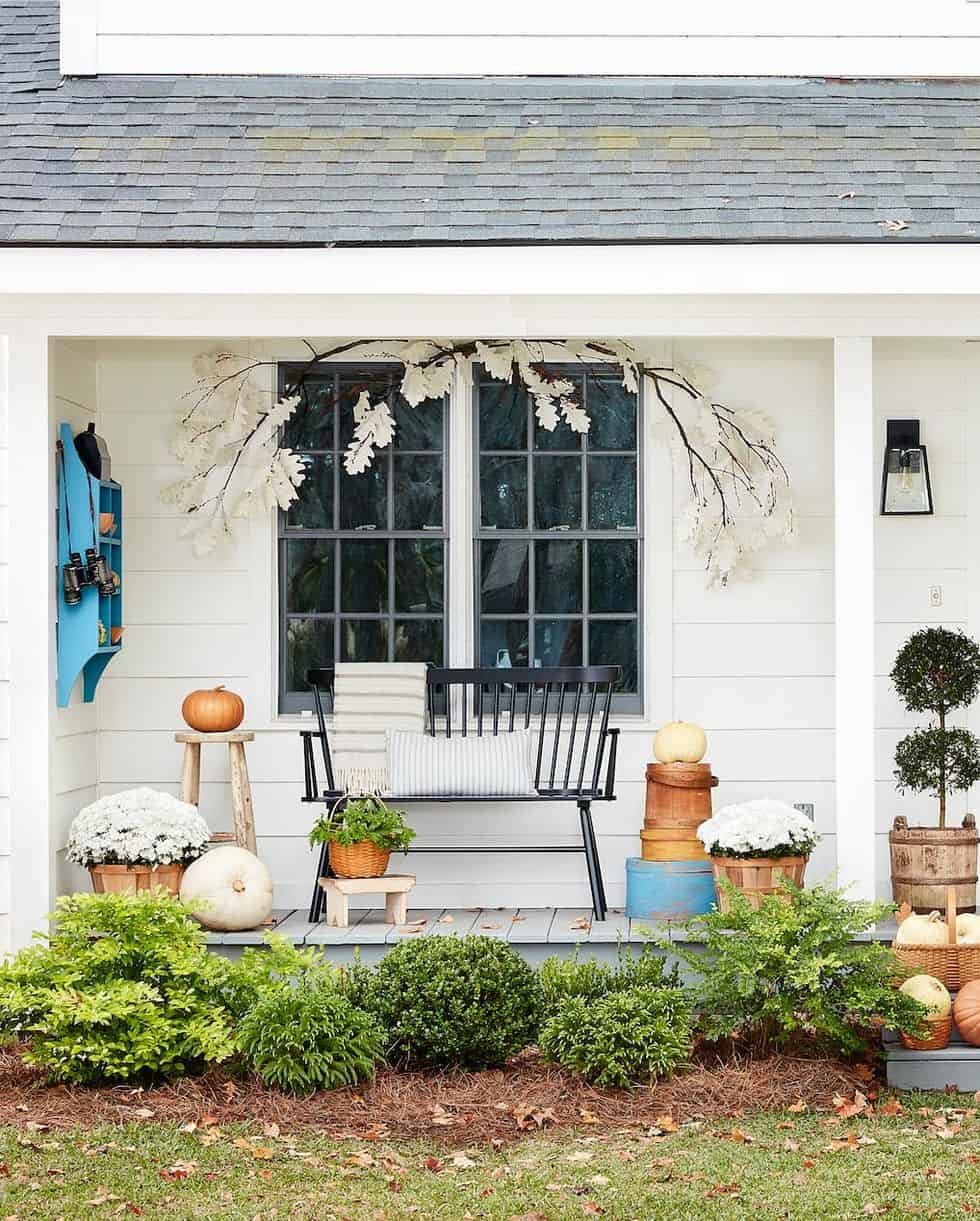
[164,339,794,582]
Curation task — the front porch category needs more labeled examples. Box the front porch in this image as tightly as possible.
[5,253,980,947]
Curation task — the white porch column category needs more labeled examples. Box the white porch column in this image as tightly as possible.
[833,337,877,901]
[3,324,55,949]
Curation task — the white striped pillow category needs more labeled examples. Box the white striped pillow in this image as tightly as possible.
[387,729,537,798]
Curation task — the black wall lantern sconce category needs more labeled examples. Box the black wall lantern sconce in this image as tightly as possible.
[881,419,933,516]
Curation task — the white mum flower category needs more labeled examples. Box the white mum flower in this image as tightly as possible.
[696,798,818,859]
[67,787,211,868]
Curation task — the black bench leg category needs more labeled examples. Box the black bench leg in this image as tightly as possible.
[308,839,330,923]
[578,801,607,921]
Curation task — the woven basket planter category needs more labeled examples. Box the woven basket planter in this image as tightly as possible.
[89,863,184,896]
[893,884,980,991]
[899,1013,953,1051]
[328,841,391,880]
[711,855,807,912]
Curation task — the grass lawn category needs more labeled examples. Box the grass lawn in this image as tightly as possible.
[0,1093,977,1220]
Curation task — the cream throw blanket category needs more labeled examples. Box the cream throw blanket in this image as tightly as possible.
[331,662,428,796]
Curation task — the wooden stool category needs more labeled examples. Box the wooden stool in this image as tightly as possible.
[175,731,256,853]
[318,875,416,928]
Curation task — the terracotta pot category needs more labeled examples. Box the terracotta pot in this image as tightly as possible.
[328,841,390,879]
[889,816,978,913]
[89,863,185,896]
[711,855,808,912]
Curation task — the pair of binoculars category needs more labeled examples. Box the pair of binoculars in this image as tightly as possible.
[62,547,115,605]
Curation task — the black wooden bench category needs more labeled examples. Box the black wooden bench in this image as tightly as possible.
[300,665,621,923]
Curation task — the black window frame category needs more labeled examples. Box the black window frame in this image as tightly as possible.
[277,362,449,713]
[473,363,644,714]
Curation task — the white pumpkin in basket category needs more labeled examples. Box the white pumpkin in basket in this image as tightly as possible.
[894,910,949,947]
[956,912,980,945]
[180,845,273,931]
[899,974,952,1017]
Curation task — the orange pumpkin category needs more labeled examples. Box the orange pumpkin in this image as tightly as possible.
[953,979,980,1047]
[181,685,245,733]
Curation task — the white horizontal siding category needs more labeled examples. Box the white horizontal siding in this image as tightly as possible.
[31,334,973,914]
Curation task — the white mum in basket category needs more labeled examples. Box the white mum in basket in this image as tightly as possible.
[697,798,819,860]
[67,787,211,868]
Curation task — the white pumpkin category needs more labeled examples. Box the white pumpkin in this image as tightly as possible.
[899,973,952,1017]
[957,912,980,945]
[180,845,273,932]
[894,910,950,947]
[653,721,708,765]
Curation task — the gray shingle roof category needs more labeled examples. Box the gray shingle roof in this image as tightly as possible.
[5,3,980,244]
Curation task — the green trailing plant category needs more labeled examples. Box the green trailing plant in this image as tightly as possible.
[539,987,692,1088]
[0,893,235,1085]
[891,627,980,829]
[539,944,680,1009]
[309,796,415,853]
[673,882,929,1056]
[361,935,543,1070]
[237,980,383,1094]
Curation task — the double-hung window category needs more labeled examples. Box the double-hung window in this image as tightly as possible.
[277,364,447,712]
[475,365,642,711]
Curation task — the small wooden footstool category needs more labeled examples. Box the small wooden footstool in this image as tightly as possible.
[318,875,416,928]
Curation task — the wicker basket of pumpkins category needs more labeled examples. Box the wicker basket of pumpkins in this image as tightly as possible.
[893,885,980,992]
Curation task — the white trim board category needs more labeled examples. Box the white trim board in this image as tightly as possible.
[9,247,980,304]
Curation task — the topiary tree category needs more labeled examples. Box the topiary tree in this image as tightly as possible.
[891,627,980,828]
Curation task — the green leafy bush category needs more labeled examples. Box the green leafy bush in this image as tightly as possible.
[237,980,383,1094]
[540,987,692,1088]
[223,934,335,1018]
[361,936,542,1070]
[0,892,234,1084]
[309,796,415,853]
[675,882,928,1055]
[540,945,680,1008]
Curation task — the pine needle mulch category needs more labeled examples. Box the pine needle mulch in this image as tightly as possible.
[0,1047,870,1145]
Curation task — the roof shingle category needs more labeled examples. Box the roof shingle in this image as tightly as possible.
[5,3,980,244]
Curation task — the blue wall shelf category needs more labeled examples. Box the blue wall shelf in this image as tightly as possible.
[56,422,123,707]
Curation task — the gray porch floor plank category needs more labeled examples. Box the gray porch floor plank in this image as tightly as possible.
[629,918,681,944]
[547,908,595,943]
[473,908,519,938]
[506,908,557,943]
[205,909,296,946]
[349,910,401,944]
[386,909,444,943]
[427,909,481,936]
[304,908,369,945]
[588,910,632,943]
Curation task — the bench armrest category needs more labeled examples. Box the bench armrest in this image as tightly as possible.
[603,727,620,799]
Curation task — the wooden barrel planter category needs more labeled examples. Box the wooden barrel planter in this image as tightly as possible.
[889,815,978,913]
[641,763,718,862]
[711,855,807,913]
[89,863,184,896]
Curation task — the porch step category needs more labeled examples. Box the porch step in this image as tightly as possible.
[884,1023,980,1091]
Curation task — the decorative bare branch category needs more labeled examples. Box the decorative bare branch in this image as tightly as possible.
[164,339,793,581]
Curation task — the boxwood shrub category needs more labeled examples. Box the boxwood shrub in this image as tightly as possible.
[361,935,543,1070]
